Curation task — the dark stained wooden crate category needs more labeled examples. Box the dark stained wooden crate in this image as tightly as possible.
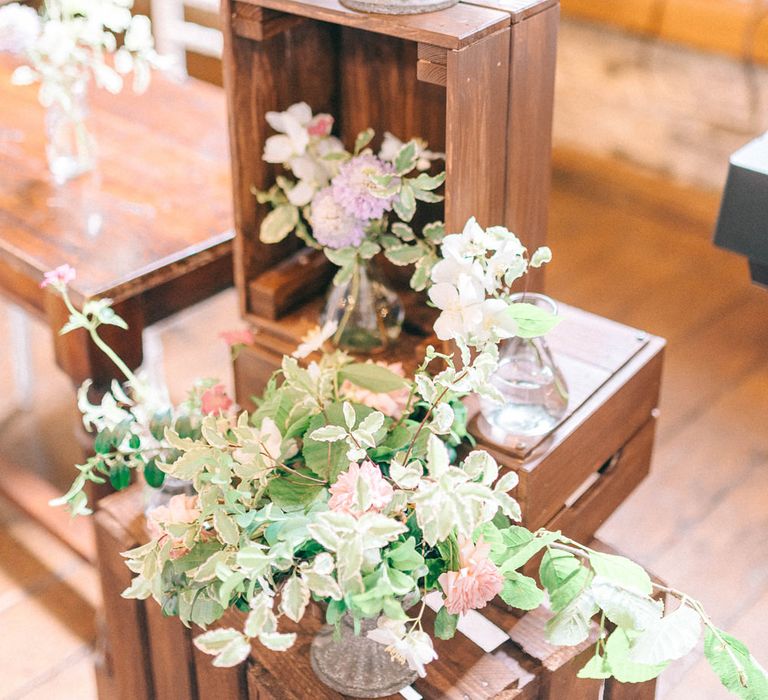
[220,0,559,363]
[94,486,657,699]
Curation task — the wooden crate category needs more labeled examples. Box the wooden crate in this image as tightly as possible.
[94,486,657,699]
[468,304,665,548]
[220,0,559,369]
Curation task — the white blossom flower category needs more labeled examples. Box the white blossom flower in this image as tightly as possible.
[428,275,485,341]
[0,3,40,54]
[263,104,312,163]
[475,298,518,343]
[367,619,438,677]
[530,246,552,268]
[293,320,338,359]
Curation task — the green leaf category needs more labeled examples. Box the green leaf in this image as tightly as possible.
[499,572,545,611]
[386,537,424,572]
[109,462,131,490]
[434,606,459,640]
[540,548,593,612]
[259,631,297,651]
[499,528,558,573]
[194,629,251,667]
[589,551,653,595]
[412,171,446,191]
[338,363,408,393]
[422,220,445,244]
[326,599,346,625]
[266,471,324,508]
[385,243,423,266]
[391,222,415,241]
[394,140,418,174]
[214,510,240,546]
[704,627,768,700]
[505,302,561,339]
[128,433,141,450]
[577,652,613,679]
[260,204,299,244]
[605,629,668,683]
[591,578,663,631]
[545,588,597,646]
[279,575,310,623]
[354,128,374,155]
[629,604,701,665]
[143,458,166,488]
[94,429,113,455]
[325,246,357,267]
[393,183,416,222]
[309,425,348,442]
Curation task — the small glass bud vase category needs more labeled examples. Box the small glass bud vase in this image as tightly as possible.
[479,293,569,448]
[45,77,96,185]
[339,0,458,14]
[144,476,195,515]
[321,259,404,355]
[310,615,417,698]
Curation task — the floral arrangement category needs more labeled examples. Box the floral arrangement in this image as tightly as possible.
[0,0,162,109]
[257,102,446,293]
[47,220,767,698]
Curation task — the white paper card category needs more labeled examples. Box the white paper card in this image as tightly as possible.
[424,591,508,653]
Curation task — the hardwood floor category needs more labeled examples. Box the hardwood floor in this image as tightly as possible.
[0,147,766,698]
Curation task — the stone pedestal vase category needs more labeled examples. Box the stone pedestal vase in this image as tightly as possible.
[339,0,458,15]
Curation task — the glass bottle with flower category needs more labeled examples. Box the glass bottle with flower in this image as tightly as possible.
[46,221,767,700]
[0,0,164,184]
[257,102,446,354]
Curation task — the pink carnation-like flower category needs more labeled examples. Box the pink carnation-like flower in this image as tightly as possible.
[201,383,233,415]
[328,460,394,516]
[310,186,366,249]
[40,263,76,289]
[340,362,411,419]
[332,153,397,221]
[146,494,201,559]
[438,536,504,616]
[220,328,256,347]
[308,113,334,137]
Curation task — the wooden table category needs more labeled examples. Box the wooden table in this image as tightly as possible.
[0,56,234,562]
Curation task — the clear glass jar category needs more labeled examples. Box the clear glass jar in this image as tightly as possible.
[143,476,195,515]
[45,76,96,185]
[310,614,417,698]
[339,0,458,13]
[479,293,569,447]
[321,259,404,354]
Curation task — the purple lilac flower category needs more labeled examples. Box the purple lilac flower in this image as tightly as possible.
[331,153,397,221]
[310,187,366,249]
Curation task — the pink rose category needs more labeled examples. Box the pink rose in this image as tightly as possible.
[201,384,233,415]
[438,536,504,616]
[220,328,256,347]
[146,494,201,559]
[340,362,411,419]
[40,263,76,289]
[328,460,394,517]
[308,113,334,137]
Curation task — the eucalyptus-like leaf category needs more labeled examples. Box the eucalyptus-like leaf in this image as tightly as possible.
[591,577,664,631]
[279,575,310,623]
[629,604,702,664]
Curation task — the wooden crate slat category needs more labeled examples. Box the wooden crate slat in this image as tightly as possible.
[234,0,512,49]
[463,0,559,23]
[145,601,199,700]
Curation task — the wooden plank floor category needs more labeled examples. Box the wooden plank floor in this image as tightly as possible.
[1,147,766,698]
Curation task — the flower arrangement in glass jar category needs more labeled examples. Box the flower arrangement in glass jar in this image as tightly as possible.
[0,0,164,183]
[47,221,767,699]
[257,102,446,352]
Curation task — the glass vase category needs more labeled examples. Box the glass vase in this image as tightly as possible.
[340,0,458,13]
[45,77,96,185]
[143,476,195,515]
[479,293,569,447]
[321,259,404,354]
[310,615,417,698]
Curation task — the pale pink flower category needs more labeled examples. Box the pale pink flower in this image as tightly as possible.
[308,113,334,137]
[201,383,233,415]
[340,362,410,419]
[146,494,201,559]
[328,460,394,516]
[40,263,76,289]
[438,536,503,616]
[220,328,256,347]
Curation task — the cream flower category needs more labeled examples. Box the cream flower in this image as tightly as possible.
[367,619,438,677]
[428,274,485,342]
[146,494,201,559]
[328,461,394,517]
[293,320,338,359]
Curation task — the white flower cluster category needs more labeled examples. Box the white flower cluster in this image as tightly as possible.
[0,0,164,111]
[428,217,552,347]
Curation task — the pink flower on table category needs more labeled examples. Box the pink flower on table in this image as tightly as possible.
[328,460,394,517]
[332,153,397,221]
[40,263,76,289]
[201,383,233,415]
[308,113,334,137]
[146,494,201,559]
[438,536,504,616]
[220,328,256,347]
[340,362,410,419]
